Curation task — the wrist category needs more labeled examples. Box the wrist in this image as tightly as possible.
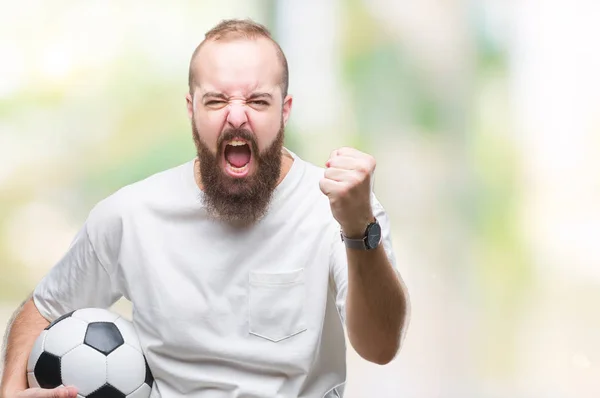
[341,213,375,239]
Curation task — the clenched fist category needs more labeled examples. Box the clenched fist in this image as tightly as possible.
[319,147,376,238]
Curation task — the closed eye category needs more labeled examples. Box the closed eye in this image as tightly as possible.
[249,100,269,106]
[206,100,226,106]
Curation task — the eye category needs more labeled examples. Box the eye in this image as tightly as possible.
[205,100,228,110]
[249,100,269,106]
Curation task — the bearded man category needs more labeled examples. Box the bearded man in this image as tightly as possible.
[1,19,410,398]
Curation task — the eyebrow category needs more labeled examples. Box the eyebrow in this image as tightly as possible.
[201,92,273,101]
[247,92,273,100]
[202,92,228,101]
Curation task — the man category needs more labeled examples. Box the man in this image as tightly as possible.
[1,19,409,398]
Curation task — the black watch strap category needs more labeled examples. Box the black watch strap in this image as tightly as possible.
[340,234,370,250]
[340,219,381,250]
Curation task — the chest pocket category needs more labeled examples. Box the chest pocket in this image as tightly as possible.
[248,268,307,342]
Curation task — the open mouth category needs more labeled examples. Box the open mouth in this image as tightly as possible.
[223,139,252,177]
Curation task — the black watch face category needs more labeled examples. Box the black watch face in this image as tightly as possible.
[366,222,382,249]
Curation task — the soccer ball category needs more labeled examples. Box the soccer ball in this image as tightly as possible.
[27,308,154,398]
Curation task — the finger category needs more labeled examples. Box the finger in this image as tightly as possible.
[324,166,352,182]
[319,176,344,196]
[44,387,66,398]
[334,147,364,159]
[329,148,340,160]
[326,155,361,170]
[63,386,78,398]
[23,387,65,398]
[334,148,376,173]
[46,386,77,398]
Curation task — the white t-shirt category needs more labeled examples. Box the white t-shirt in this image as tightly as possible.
[33,149,398,398]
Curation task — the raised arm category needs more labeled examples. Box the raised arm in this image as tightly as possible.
[321,147,410,364]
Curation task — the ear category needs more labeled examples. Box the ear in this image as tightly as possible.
[186,92,194,120]
[282,94,293,126]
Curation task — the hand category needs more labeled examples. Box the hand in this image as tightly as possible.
[11,386,77,398]
[319,147,376,237]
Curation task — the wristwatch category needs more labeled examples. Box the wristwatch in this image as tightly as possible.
[341,218,382,250]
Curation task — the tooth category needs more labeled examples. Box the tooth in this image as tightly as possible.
[229,140,246,146]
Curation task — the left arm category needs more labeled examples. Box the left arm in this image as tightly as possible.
[344,237,409,364]
[320,147,410,364]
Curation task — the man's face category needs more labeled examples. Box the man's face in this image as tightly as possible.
[186,37,292,225]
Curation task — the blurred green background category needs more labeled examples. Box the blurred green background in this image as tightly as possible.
[1,0,599,396]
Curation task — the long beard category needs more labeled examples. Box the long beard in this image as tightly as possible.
[192,120,284,227]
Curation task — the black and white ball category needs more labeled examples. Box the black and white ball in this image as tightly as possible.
[27,308,153,398]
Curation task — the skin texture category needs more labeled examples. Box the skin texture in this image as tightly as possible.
[187,38,293,180]
[186,38,294,226]
[1,298,78,398]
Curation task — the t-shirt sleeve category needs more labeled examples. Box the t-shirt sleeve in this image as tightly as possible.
[329,192,399,325]
[32,198,124,322]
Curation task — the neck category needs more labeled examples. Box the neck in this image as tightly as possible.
[278,147,294,185]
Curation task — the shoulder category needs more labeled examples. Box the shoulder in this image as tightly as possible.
[87,160,193,233]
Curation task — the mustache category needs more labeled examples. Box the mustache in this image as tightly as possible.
[218,128,259,154]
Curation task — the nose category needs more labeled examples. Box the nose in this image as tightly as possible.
[226,102,249,129]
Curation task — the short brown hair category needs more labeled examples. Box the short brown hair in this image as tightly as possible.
[188,19,289,97]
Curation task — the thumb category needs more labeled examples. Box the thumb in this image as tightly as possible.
[16,387,77,398]
[46,386,78,398]
[58,386,77,398]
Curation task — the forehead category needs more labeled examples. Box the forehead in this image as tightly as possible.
[192,37,282,96]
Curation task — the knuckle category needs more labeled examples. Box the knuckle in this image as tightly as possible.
[368,156,375,167]
[363,155,375,169]
[356,164,369,175]
[349,172,362,184]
